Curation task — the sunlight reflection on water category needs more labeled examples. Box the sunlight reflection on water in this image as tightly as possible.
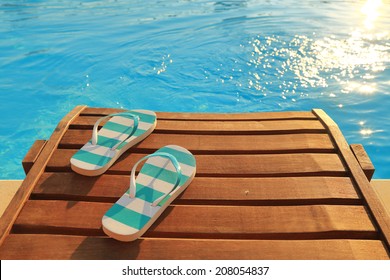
[247,24,389,100]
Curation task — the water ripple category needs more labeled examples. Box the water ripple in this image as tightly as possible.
[1,0,390,178]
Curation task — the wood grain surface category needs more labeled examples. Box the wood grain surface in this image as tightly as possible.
[0,106,389,260]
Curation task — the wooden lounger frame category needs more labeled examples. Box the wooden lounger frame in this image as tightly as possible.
[0,106,389,259]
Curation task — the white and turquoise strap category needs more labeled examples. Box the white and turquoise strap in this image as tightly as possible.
[91,112,140,150]
[129,152,182,207]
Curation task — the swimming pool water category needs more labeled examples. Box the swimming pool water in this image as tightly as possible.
[1,0,389,179]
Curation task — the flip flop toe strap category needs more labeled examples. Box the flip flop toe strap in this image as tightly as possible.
[91,112,140,150]
[129,152,182,207]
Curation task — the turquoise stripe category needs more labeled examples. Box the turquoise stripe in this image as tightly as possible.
[72,150,112,167]
[141,163,189,185]
[132,128,147,137]
[104,203,150,230]
[128,111,156,124]
[125,183,165,204]
[95,128,146,150]
[157,147,196,167]
[96,135,121,148]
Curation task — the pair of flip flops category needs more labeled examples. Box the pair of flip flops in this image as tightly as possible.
[70,110,196,242]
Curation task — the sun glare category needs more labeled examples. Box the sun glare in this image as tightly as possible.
[360,128,374,136]
[361,0,382,30]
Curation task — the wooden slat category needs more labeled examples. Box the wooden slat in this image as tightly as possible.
[0,105,87,246]
[13,200,376,239]
[155,119,326,134]
[350,144,375,181]
[314,109,390,248]
[155,111,317,121]
[0,234,388,259]
[47,150,347,176]
[22,140,47,174]
[60,131,335,153]
[32,173,360,205]
[70,117,326,134]
[82,107,317,120]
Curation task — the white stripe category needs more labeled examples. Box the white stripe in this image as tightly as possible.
[70,158,101,170]
[136,120,155,130]
[147,156,195,177]
[136,173,176,193]
[98,120,153,138]
[164,144,190,154]
[102,216,138,235]
[98,127,131,141]
[108,116,136,126]
[108,118,154,129]
[79,142,117,157]
[116,194,161,218]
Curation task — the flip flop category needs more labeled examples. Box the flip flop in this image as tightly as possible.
[70,109,157,176]
[102,145,196,242]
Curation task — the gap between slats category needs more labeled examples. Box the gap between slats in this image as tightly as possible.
[68,127,327,136]
[79,113,319,122]
[69,117,326,135]
[29,194,362,206]
[10,228,378,241]
[45,168,348,177]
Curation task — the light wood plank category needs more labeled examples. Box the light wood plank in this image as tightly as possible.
[71,117,325,134]
[0,105,87,246]
[47,150,347,176]
[60,131,335,153]
[0,234,388,259]
[13,201,376,239]
[314,109,390,248]
[350,144,375,181]
[32,173,360,205]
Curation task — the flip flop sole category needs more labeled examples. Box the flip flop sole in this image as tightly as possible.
[70,110,156,176]
[102,145,196,242]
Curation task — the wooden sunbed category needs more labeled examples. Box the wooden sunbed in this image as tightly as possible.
[0,105,389,259]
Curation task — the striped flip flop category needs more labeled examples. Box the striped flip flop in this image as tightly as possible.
[70,109,157,176]
[102,145,196,242]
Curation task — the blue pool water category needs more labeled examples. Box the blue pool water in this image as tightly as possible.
[0,0,389,179]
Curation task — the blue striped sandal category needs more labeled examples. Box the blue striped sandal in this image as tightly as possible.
[102,145,196,242]
[70,109,157,176]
